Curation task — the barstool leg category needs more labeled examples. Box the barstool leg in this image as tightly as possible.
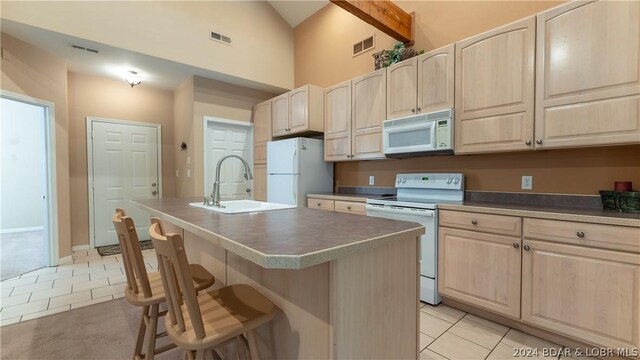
[144,304,160,360]
[134,306,149,359]
[246,331,259,360]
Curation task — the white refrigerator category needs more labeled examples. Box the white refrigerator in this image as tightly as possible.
[267,138,333,207]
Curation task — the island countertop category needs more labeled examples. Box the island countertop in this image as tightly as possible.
[133,198,425,269]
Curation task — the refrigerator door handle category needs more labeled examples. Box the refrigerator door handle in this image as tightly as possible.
[292,178,297,206]
[292,148,297,174]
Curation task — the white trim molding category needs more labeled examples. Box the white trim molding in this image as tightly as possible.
[86,117,163,249]
[0,226,45,235]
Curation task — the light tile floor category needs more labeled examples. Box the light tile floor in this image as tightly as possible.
[0,248,158,326]
[0,249,579,360]
[419,302,579,360]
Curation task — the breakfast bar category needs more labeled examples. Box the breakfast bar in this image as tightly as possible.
[134,198,425,359]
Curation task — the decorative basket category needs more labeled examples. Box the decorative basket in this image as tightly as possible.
[373,50,391,70]
[599,190,640,213]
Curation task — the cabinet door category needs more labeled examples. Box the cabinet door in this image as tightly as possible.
[455,17,535,154]
[272,94,289,137]
[386,57,417,120]
[289,86,309,134]
[352,69,386,160]
[253,164,267,201]
[522,240,640,349]
[535,1,640,149]
[324,80,352,161]
[438,227,522,318]
[417,44,455,114]
[253,100,272,164]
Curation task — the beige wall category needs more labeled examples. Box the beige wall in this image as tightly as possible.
[174,76,276,198]
[294,1,564,87]
[67,72,175,247]
[173,77,196,199]
[0,33,72,259]
[2,1,294,91]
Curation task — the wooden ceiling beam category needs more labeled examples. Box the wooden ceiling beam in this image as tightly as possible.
[330,0,414,44]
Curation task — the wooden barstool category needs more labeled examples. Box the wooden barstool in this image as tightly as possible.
[148,217,278,360]
[112,209,216,360]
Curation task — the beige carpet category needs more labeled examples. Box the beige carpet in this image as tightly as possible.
[0,298,182,359]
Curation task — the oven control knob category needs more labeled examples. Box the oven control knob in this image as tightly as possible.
[453,177,460,184]
[446,177,453,184]
[396,178,401,184]
[401,178,407,184]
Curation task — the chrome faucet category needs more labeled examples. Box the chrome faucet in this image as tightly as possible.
[205,155,253,207]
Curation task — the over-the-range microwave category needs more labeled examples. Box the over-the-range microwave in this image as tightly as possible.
[382,109,453,157]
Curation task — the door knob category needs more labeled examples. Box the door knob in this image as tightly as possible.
[152,183,157,187]
[152,190,157,195]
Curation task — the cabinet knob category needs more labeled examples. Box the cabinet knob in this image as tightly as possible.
[347,206,352,210]
[523,244,531,251]
[317,203,321,207]
[536,139,543,145]
[525,140,531,146]
[152,190,157,195]
[471,219,478,225]
[411,108,416,113]
[576,231,585,238]
[513,243,520,249]
[417,107,422,112]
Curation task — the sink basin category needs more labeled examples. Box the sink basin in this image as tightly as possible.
[189,200,296,214]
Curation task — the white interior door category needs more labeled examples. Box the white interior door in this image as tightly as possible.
[90,120,159,247]
[205,119,252,200]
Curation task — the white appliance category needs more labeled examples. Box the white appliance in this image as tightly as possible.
[267,137,333,207]
[366,173,464,305]
[383,109,454,157]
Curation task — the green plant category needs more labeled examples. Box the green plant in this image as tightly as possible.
[384,42,425,67]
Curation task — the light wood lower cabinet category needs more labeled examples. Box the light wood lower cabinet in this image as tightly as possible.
[253,164,267,201]
[438,227,522,318]
[307,196,366,216]
[307,198,334,211]
[521,240,640,349]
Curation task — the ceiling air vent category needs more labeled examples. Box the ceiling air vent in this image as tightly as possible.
[353,35,375,57]
[210,30,232,46]
[70,43,99,54]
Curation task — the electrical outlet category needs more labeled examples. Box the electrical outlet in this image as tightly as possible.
[521,176,533,190]
[369,176,375,186]
[176,170,180,177]
[187,169,191,178]
[187,156,190,165]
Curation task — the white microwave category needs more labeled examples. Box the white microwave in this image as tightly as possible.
[382,109,454,157]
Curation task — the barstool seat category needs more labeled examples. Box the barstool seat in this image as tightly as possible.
[125,265,214,306]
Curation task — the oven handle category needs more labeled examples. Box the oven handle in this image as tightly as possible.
[366,205,435,217]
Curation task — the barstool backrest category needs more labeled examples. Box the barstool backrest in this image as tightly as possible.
[112,208,153,298]
[149,218,206,339]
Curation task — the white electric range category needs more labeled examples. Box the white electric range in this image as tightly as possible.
[366,173,464,305]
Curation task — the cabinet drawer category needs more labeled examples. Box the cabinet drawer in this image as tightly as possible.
[523,218,640,253]
[334,201,366,215]
[307,198,334,211]
[439,210,522,237]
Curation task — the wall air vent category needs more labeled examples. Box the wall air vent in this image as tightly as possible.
[210,30,232,46]
[353,35,375,57]
[70,43,99,54]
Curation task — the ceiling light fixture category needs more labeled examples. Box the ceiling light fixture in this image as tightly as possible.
[124,70,142,87]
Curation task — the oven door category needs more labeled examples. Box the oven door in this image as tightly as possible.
[383,120,436,155]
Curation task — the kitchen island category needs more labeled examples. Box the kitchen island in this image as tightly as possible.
[134,198,425,359]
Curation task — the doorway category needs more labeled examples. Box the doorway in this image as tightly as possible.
[203,117,253,201]
[87,118,161,247]
[0,92,57,280]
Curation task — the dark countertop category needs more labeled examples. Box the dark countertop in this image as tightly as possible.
[439,201,640,227]
[133,198,425,269]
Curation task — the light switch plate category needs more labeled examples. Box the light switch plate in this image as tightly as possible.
[187,169,191,178]
[176,170,180,177]
[521,176,533,190]
[369,176,375,186]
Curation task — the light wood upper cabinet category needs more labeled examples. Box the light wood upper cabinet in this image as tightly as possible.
[438,227,522,318]
[352,69,386,160]
[522,240,640,349]
[324,69,386,162]
[535,0,640,149]
[272,94,289,137]
[324,80,352,161]
[272,84,324,137]
[417,44,455,114]
[386,57,417,119]
[253,164,267,201]
[455,17,535,154]
[252,100,272,165]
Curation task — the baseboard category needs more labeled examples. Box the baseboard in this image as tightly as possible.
[57,255,72,265]
[71,244,91,252]
[0,226,44,235]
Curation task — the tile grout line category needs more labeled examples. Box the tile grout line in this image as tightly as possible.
[482,321,511,360]
[422,308,466,359]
